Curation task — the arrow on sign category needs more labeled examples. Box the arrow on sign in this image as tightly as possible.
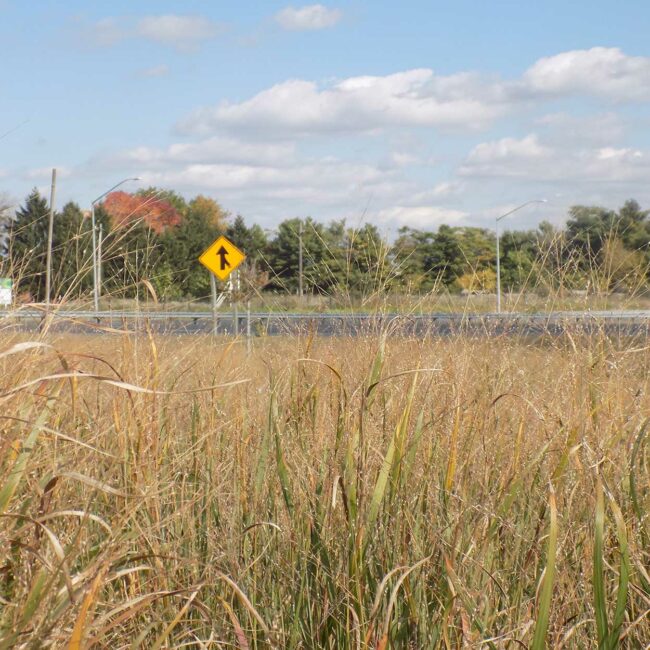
[216,246,231,271]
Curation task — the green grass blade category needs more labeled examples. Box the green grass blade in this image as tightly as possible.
[629,422,647,539]
[0,402,54,515]
[593,480,609,648]
[531,485,558,650]
[606,494,629,649]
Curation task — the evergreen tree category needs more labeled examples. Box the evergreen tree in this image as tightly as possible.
[266,217,329,293]
[342,223,391,294]
[226,215,268,265]
[51,201,89,299]
[9,189,50,300]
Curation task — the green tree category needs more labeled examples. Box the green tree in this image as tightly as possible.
[136,187,188,216]
[8,189,50,299]
[188,195,229,231]
[159,198,225,298]
[599,236,647,291]
[615,200,650,253]
[566,206,615,261]
[266,218,330,293]
[425,225,466,287]
[226,215,268,265]
[50,201,90,299]
[499,229,539,291]
[341,223,391,294]
[102,221,167,299]
[392,227,437,291]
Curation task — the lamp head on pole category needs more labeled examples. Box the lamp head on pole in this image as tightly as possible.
[496,199,547,223]
[92,177,141,206]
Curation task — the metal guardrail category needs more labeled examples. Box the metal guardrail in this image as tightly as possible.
[1,309,650,320]
[1,308,649,338]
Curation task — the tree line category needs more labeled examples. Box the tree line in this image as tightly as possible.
[1,187,649,302]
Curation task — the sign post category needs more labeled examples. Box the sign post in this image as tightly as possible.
[199,235,246,337]
[210,274,218,336]
[0,279,12,306]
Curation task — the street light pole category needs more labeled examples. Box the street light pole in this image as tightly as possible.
[298,220,304,298]
[496,215,502,313]
[90,177,140,314]
[45,168,57,308]
[495,199,547,313]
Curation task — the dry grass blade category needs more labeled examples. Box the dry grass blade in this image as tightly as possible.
[1,330,649,646]
[0,398,56,515]
[68,565,108,650]
[217,574,271,636]
[0,341,52,359]
[150,587,201,650]
[379,555,431,641]
[1,371,250,399]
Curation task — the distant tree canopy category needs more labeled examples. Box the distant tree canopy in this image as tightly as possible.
[2,187,650,302]
[102,190,182,233]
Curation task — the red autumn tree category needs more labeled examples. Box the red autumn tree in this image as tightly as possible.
[101,191,182,234]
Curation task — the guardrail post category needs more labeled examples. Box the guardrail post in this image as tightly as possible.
[246,301,251,354]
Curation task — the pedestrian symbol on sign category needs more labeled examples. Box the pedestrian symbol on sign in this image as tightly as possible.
[198,235,246,281]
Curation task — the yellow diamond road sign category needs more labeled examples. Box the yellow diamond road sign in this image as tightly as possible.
[199,235,246,281]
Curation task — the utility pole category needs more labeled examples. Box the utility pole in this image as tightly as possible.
[495,217,502,313]
[91,202,99,313]
[45,168,56,307]
[97,224,103,300]
[298,220,304,298]
[495,199,547,313]
[90,177,140,316]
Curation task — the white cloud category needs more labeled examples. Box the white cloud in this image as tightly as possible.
[377,206,467,229]
[138,64,170,78]
[177,47,650,139]
[139,159,391,194]
[42,46,650,229]
[460,133,650,183]
[275,5,342,31]
[461,134,551,176]
[390,152,421,167]
[114,136,297,167]
[179,69,506,135]
[535,112,624,146]
[85,14,220,51]
[137,15,219,51]
[523,47,650,101]
[25,166,72,180]
[88,17,124,46]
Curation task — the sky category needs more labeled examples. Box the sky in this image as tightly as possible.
[2,0,650,234]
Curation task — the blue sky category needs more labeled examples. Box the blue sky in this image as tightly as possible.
[2,1,650,233]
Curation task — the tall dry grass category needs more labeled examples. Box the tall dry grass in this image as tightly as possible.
[0,328,648,648]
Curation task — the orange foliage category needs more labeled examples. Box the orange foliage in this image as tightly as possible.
[102,191,181,234]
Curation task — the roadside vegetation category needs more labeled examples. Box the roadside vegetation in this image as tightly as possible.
[1,327,648,647]
[1,188,649,308]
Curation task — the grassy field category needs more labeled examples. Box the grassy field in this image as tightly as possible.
[0,328,648,648]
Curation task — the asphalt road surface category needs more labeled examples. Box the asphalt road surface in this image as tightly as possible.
[1,309,649,338]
